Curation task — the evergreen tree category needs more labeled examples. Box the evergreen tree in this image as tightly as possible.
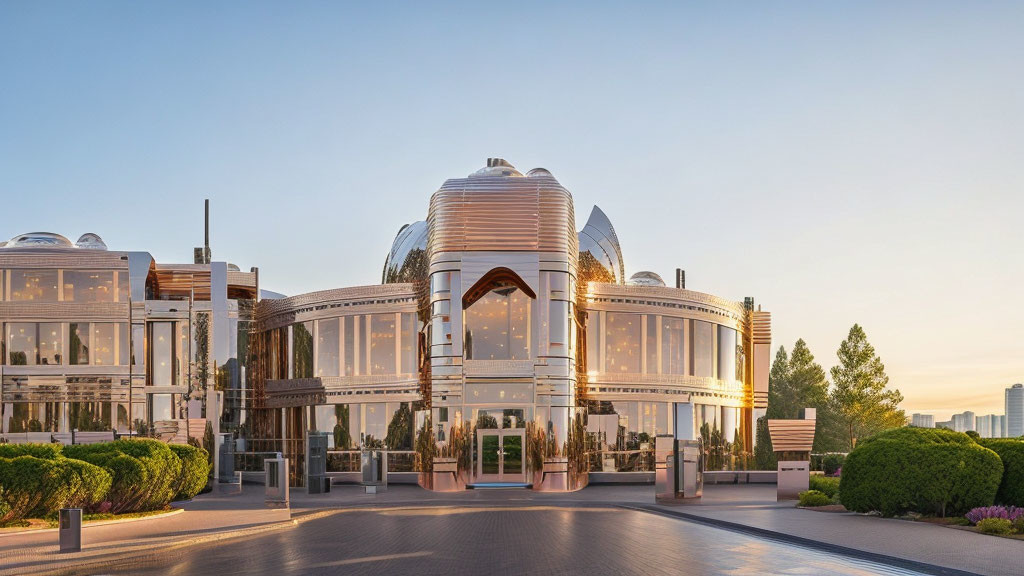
[766,346,790,419]
[828,324,905,450]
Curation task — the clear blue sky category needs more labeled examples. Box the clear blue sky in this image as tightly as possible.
[2,2,1022,418]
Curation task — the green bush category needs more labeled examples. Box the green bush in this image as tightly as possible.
[809,475,841,498]
[1013,516,1024,534]
[822,453,845,475]
[169,444,210,501]
[839,427,1002,517]
[0,456,51,523]
[799,490,832,507]
[0,443,62,460]
[0,455,114,524]
[66,439,182,513]
[60,458,112,510]
[978,439,1024,507]
[976,517,1013,535]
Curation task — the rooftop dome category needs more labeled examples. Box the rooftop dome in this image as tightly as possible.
[627,271,666,287]
[469,158,523,178]
[578,206,625,284]
[5,232,74,249]
[382,221,428,283]
[75,233,108,250]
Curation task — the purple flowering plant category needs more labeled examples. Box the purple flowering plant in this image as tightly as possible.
[965,506,1024,525]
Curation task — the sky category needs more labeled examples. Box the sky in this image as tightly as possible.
[1,2,1022,419]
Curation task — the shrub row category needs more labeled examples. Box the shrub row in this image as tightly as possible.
[808,475,840,499]
[0,439,209,525]
[976,439,1024,508]
[839,428,1004,517]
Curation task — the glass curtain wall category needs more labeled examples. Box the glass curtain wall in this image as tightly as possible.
[464,286,530,360]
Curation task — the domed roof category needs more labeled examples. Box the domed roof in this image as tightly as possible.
[5,232,74,249]
[75,233,108,250]
[627,271,666,287]
[469,158,523,178]
[383,221,429,283]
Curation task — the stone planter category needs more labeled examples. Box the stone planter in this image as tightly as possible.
[430,457,467,491]
[532,458,569,492]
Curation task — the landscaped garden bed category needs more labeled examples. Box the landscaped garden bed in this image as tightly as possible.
[0,439,209,528]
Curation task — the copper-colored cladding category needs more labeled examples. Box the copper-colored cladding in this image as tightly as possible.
[767,419,817,452]
[154,264,211,301]
[461,267,537,309]
[427,173,578,257]
[752,311,772,409]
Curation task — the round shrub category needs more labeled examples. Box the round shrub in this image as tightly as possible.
[799,490,832,507]
[60,458,112,510]
[809,475,840,498]
[978,439,1024,507]
[66,439,182,513]
[839,427,1002,517]
[0,456,49,523]
[169,444,210,501]
[0,443,63,460]
[976,518,1013,535]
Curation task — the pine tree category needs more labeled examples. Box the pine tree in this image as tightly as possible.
[766,346,790,419]
[828,324,905,450]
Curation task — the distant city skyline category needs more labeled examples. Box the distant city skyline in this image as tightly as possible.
[2,2,1021,416]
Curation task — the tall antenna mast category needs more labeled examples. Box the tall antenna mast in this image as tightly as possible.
[194,199,212,264]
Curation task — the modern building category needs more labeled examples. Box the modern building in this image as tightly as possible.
[910,413,934,428]
[1007,384,1024,438]
[950,411,976,434]
[0,229,256,472]
[1,158,772,490]
[975,414,1005,439]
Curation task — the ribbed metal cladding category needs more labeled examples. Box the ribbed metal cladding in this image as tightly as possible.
[752,311,771,344]
[767,419,817,452]
[427,175,577,256]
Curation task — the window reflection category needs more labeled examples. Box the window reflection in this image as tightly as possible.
[645,315,657,374]
[39,323,63,365]
[63,270,116,303]
[149,322,173,386]
[8,402,60,432]
[69,401,111,431]
[369,314,396,375]
[400,313,416,374]
[69,323,90,365]
[6,323,37,365]
[605,313,640,373]
[693,320,714,378]
[464,285,531,360]
[92,324,115,365]
[316,318,340,377]
[661,317,686,375]
[292,322,313,379]
[718,326,737,382]
[9,270,58,301]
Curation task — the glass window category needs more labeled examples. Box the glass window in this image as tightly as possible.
[363,403,387,447]
[9,270,58,301]
[69,401,111,431]
[69,322,90,365]
[177,322,188,386]
[464,285,531,360]
[661,317,686,375]
[586,312,600,373]
[369,314,396,375]
[6,322,38,365]
[693,320,714,378]
[39,322,63,365]
[149,322,173,386]
[316,318,340,378]
[63,270,116,303]
[8,402,60,432]
[605,313,640,373]
[549,301,569,353]
[718,326,737,382]
[431,272,451,295]
[131,324,144,368]
[343,316,356,376]
[400,313,416,374]
[92,323,116,365]
[118,323,130,366]
[645,315,658,374]
[149,394,174,422]
[117,270,129,303]
[384,402,413,449]
[292,321,313,379]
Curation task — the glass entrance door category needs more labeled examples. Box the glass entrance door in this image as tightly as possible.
[476,428,526,483]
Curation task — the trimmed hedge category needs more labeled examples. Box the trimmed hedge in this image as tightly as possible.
[0,443,63,460]
[65,439,182,514]
[977,439,1024,507]
[840,427,1002,517]
[809,475,840,499]
[799,490,832,507]
[168,444,210,501]
[0,455,112,524]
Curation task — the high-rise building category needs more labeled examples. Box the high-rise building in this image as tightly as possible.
[951,411,976,433]
[910,413,935,428]
[1007,384,1024,438]
[975,414,1005,438]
